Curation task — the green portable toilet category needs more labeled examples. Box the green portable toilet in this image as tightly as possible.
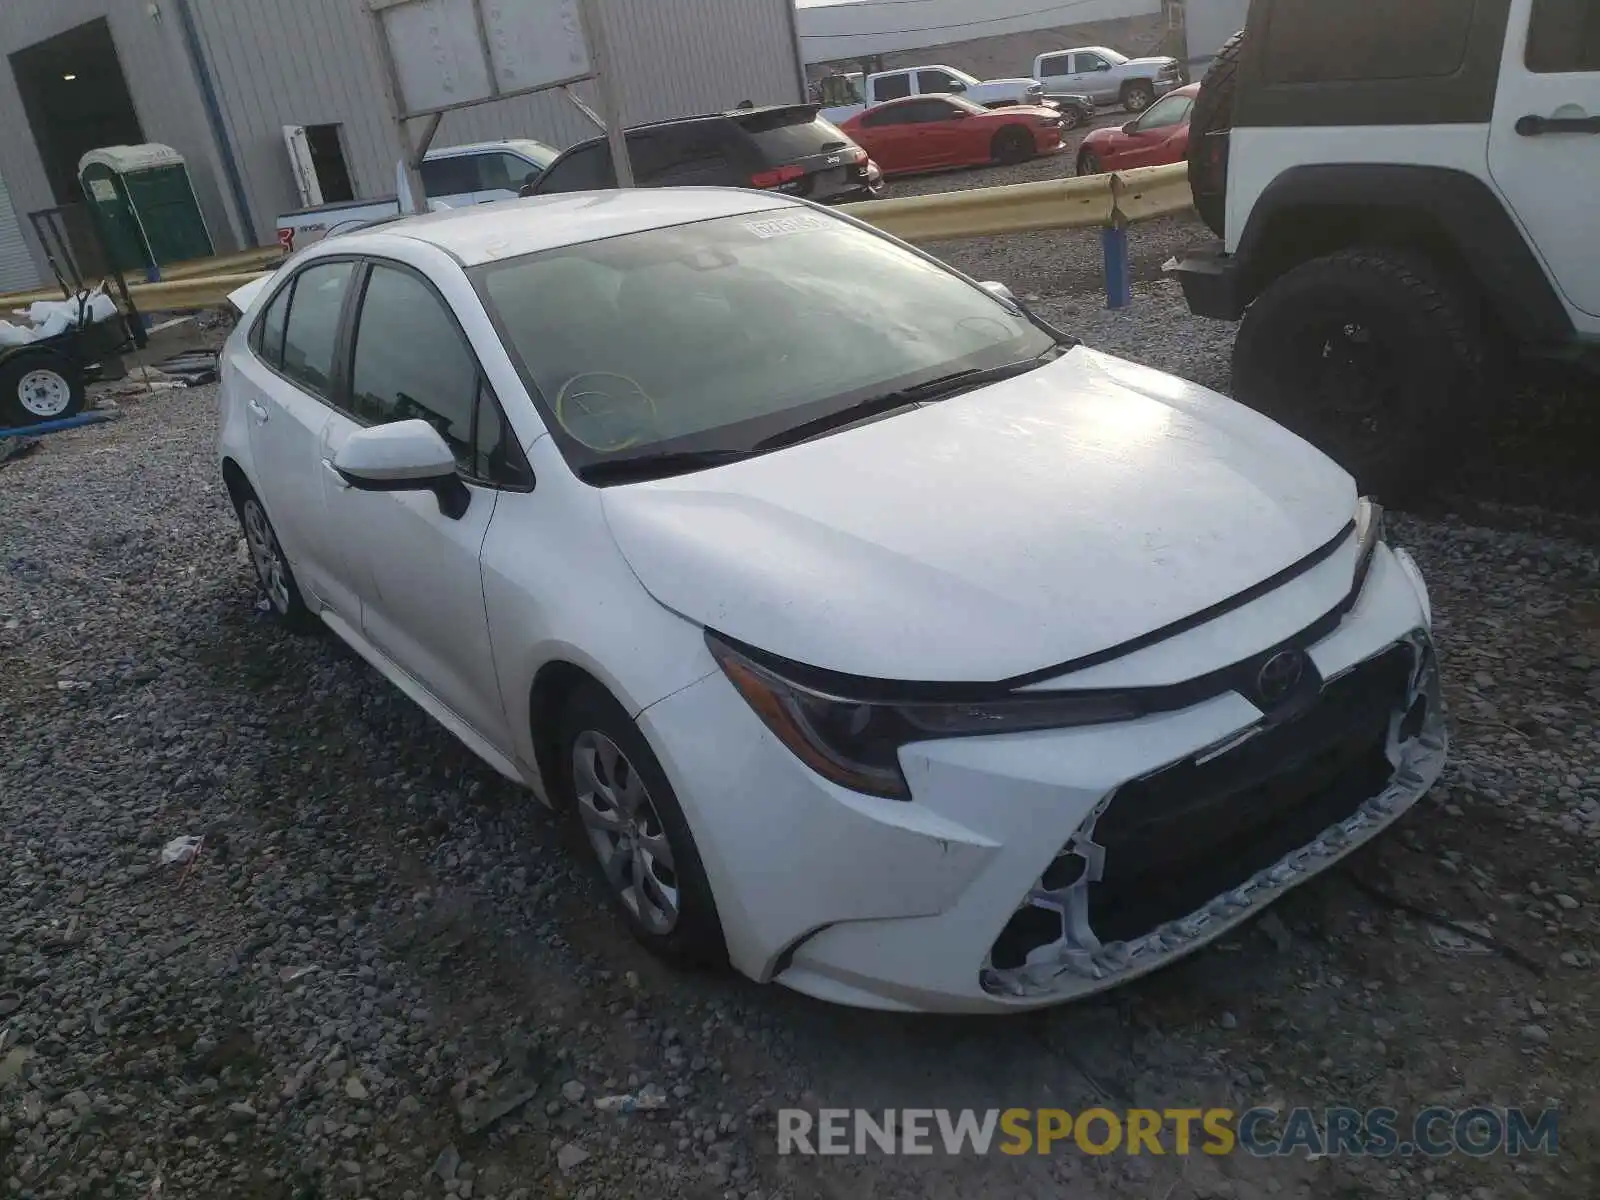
[78,144,214,276]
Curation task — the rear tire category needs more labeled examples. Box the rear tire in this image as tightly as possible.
[557,683,728,968]
[1,352,84,427]
[1188,29,1246,238]
[1122,82,1155,112]
[992,126,1035,165]
[1231,247,1484,504]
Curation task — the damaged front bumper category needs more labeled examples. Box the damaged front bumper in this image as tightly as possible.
[981,630,1445,1000]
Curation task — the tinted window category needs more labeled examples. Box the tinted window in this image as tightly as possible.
[279,261,354,395]
[1074,53,1110,72]
[736,111,850,163]
[861,104,912,128]
[901,99,960,124]
[1527,0,1600,72]
[1133,93,1193,131]
[1260,0,1475,83]
[1039,54,1071,76]
[874,73,912,101]
[917,69,963,92]
[644,129,739,186]
[253,279,291,368]
[477,152,535,192]
[348,265,477,468]
[534,144,617,193]
[420,156,479,197]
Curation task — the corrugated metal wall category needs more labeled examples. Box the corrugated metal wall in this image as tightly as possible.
[0,0,804,273]
[190,0,806,245]
[0,173,40,292]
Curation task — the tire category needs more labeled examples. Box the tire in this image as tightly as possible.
[992,126,1035,165]
[229,478,320,633]
[1188,29,1246,238]
[0,352,84,427]
[1057,105,1083,131]
[1231,247,1484,504]
[558,682,727,968]
[1122,82,1155,112]
[1077,150,1102,177]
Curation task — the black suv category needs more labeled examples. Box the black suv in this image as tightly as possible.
[526,104,884,203]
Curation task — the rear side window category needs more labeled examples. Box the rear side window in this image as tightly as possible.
[1038,54,1071,76]
[535,144,617,193]
[874,73,912,101]
[1527,0,1600,72]
[348,265,477,468]
[735,110,851,163]
[1260,0,1476,83]
[642,127,740,185]
[862,103,913,128]
[253,279,292,368]
[279,261,355,396]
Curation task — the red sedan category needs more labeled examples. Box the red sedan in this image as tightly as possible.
[839,95,1064,175]
[1075,82,1199,175]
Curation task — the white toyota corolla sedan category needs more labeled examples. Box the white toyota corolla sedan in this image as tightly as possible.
[218,188,1445,1013]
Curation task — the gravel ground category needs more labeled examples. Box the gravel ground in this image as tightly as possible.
[1,184,1598,1199]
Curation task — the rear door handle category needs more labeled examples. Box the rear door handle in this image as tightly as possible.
[321,458,350,489]
[247,398,269,423]
[1515,114,1600,136]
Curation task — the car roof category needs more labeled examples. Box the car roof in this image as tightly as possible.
[557,104,823,151]
[424,138,557,161]
[860,93,982,115]
[323,187,798,267]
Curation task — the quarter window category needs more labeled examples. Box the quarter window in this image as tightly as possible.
[253,279,292,368]
[348,265,477,469]
[279,261,355,396]
[1259,0,1476,83]
[1527,0,1600,72]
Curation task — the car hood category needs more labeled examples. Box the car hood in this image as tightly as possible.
[601,348,1357,683]
[1125,55,1178,70]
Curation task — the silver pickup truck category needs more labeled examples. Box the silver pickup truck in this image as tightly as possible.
[275,139,557,252]
[1032,46,1184,113]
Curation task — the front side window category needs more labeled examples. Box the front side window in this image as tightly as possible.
[1528,0,1600,71]
[917,69,962,93]
[279,261,355,395]
[475,210,1056,474]
[1074,53,1110,72]
[348,265,477,468]
[874,73,912,101]
[1133,93,1193,131]
[535,145,617,193]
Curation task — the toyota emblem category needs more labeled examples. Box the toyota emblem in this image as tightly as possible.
[1256,650,1306,706]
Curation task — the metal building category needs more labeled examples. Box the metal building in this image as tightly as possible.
[0,0,806,275]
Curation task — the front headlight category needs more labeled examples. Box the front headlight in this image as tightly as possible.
[707,634,1141,800]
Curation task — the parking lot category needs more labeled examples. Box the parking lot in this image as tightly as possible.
[2,139,1599,1200]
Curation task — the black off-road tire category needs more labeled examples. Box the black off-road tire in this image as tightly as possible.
[557,682,728,969]
[1232,247,1484,504]
[992,126,1035,165]
[1188,28,1246,238]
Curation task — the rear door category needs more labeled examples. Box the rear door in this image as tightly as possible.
[1489,0,1600,318]
[1037,53,1073,93]
[735,107,865,201]
[240,259,359,611]
[854,103,918,172]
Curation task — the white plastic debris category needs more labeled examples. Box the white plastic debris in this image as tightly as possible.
[160,835,204,866]
[594,1084,670,1113]
[0,289,118,346]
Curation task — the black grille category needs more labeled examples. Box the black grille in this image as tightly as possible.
[1085,643,1417,943]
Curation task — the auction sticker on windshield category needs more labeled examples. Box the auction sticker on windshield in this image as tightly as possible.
[745,213,829,239]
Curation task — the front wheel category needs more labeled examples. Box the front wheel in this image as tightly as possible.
[1,353,84,427]
[1122,83,1154,112]
[231,480,320,632]
[992,126,1035,165]
[1231,248,1484,503]
[1077,150,1102,176]
[559,683,727,967]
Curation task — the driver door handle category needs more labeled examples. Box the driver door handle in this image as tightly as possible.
[1516,113,1600,136]
[247,398,269,424]
[321,458,350,489]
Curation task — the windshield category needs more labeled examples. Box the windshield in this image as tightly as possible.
[1100,48,1130,65]
[474,209,1056,474]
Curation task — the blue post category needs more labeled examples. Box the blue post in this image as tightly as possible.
[0,412,114,440]
[1102,223,1132,310]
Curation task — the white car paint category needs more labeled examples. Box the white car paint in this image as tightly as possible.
[219,189,1444,1013]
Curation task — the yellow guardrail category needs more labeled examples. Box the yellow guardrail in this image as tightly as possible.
[0,165,1193,318]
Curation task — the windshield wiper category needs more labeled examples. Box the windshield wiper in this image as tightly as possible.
[756,351,1063,451]
[577,448,756,485]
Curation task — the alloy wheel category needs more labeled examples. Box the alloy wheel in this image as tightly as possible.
[572,730,681,934]
[241,497,292,614]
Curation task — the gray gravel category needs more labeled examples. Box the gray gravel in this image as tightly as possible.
[1,258,1597,1196]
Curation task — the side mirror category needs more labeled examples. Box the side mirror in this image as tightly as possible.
[980,280,1020,307]
[1123,120,1140,133]
[949,80,968,92]
[332,419,471,520]
[1096,62,1112,72]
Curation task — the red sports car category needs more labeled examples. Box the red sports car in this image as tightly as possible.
[1075,82,1199,176]
[839,95,1065,175]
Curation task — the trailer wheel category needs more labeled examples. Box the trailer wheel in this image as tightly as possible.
[0,352,85,427]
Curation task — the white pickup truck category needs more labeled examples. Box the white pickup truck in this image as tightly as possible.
[275,139,558,253]
[817,65,1047,124]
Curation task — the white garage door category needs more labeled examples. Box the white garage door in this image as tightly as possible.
[0,173,39,294]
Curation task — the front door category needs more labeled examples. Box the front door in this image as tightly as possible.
[320,261,514,750]
[1488,0,1600,318]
